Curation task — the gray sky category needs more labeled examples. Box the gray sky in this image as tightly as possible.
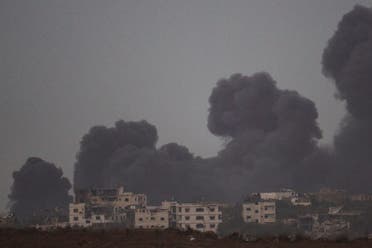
[1,0,371,210]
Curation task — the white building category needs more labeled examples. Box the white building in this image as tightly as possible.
[162,201,222,233]
[69,186,147,227]
[291,197,311,206]
[69,203,92,227]
[114,187,147,208]
[259,189,297,201]
[242,201,276,224]
[131,206,169,229]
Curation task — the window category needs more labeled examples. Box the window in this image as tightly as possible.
[196,224,204,229]
[209,216,215,220]
[73,208,79,213]
[196,208,204,212]
[185,216,190,220]
[255,219,259,223]
[246,208,251,211]
[139,218,143,221]
[95,216,101,220]
[218,215,222,220]
[86,220,90,224]
[246,216,251,220]
[160,217,165,221]
[185,208,190,213]
[264,215,268,219]
[210,224,216,228]
[125,198,129,202]
[209,207,215,212]
[178,207,182,212]
[151,217,155,220]
[196,216,204,220]
[255,210,259,213]
[73,217,78,221]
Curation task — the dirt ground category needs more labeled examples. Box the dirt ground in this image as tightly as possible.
[0,228,371,248]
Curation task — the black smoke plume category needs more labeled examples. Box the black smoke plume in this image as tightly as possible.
[74,120,158,190]
[74,73,323,203]
[74,120,206,203]
[322,5,372,192]
[208,73,322,195]
[73,5,372,202]
[9,157,72,223]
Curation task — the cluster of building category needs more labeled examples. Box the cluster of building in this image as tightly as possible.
[16,185,370,238]
[241,188,372,238]
[69,186,223,233]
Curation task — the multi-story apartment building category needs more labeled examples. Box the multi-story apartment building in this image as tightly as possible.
[242,201,276,224]
[69,203,92,227]
[130,206,169,229]
[162,201,222,233]
[70,186,147,227]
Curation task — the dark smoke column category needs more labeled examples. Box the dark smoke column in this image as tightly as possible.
[207,72,321,192]
[322,5,372,192]
[8,157,72,224]
[73,120,158,190]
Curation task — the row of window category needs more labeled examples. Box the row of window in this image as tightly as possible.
[191,223,216,229]
[246,214,275,220]
[245,206,274,212]
[138,217,166,222]
[183,215,218,221]
[178,207,219,213]
[138,225,166,228]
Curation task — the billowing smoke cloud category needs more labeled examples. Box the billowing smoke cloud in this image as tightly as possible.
[323,5,372,120]
[9,157,72,223]
[208,73,321,191]
[74,120,207,203]
[74,120,158,190]
[322,5,372,192]
[73,4,372,202]
[73,72,323,203]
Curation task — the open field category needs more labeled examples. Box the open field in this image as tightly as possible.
[0,228,371,248]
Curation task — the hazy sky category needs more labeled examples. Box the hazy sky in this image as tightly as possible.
[1,0,371,210]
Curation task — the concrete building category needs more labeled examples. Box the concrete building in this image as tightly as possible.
[130,206,169,229]
[162,201,222,233]
[113,188,147,209]
[291,197,311,206]
[69,186,147,227]
[242,201,276,224]
[259,189,297,201]
[69,203,92,227]
[75,186,147,208]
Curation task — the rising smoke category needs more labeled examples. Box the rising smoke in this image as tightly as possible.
[74,120,158,190]
[74,73,323,202]
[322,5,372,192]
[208,73,322,194]
[8,4,372,223]
[74,4,372,205]
[74,120,207,203]
[9,157,72,223]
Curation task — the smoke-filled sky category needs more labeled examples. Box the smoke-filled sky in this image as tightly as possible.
[1,0,371,210]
